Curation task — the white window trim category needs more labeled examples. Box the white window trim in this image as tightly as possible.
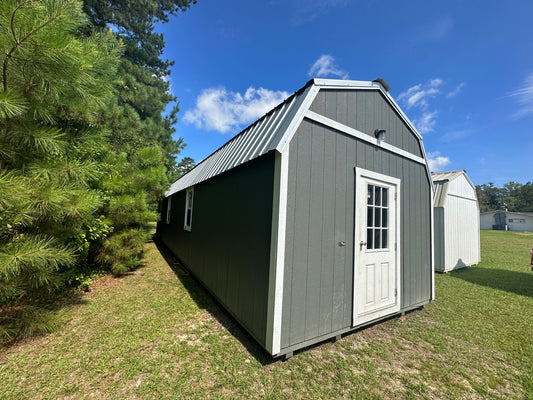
[184,186,194,231]
[166,196,172,224]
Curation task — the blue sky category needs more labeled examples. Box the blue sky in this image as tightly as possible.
[158,0,533,185]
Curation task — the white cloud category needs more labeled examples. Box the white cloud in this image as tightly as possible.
[428,78,444,87]
[414,111,438,134]
[446,82,465,98]
[184,86,290,133]
[397,79,442,110]
[509,73,533,118]
[426,151,451,173]
[308,55,349,79]
[398,79,446,135]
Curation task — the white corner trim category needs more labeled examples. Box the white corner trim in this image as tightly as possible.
[266,150,289,355]
[430,189,435,300]
[305,110,427,166]
[276,85,321,154]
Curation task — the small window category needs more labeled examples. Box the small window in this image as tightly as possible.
[366,184,389,250]
[166,197,172,224]
[184,187,194,231]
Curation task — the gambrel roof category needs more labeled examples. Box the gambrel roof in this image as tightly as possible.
[167,79,431,197]
[432,170,468,183]
[432,170,477,208]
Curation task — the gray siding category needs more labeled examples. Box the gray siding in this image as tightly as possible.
[280,118,432,351]
[157,153,276,347]
[309,89,424,158]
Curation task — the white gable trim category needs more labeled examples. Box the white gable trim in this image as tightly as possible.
[276,85,321,153]
[305,110,427,165]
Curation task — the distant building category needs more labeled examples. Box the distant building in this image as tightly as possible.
[480,211,533,232]
[432,170,481,272]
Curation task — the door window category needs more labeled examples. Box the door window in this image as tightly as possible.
[366,184,389,249]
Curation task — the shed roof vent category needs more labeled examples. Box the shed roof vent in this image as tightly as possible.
[372,78,391,92]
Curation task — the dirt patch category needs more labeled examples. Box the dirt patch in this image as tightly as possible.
[86,273,125,294]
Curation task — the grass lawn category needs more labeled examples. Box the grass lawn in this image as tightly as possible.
[1,230,533,399]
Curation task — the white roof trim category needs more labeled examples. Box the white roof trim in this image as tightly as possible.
[312,78,379,88]
[432,170,476,191]
[276,84,320,153]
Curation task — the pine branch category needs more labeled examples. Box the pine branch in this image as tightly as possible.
[3,0,79,92]
[0,235,74,285]
[0,90,27,118]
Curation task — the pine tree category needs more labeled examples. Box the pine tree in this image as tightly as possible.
[176,156,196,178]
[82,0,196,177]
[1,0,197,341]
[77,0,196,274]
[0,0,120,341]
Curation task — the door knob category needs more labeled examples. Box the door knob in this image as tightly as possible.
[360,241,367,246]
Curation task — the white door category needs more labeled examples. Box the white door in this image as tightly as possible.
[353,168,401,326]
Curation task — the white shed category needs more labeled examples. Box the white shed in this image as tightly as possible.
[432,170,480,272]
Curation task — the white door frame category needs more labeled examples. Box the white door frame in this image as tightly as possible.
[353,168,401,326]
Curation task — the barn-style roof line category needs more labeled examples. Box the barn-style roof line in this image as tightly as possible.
[167,78,427,197]
[432,170,469,183]
[432,170,476,208]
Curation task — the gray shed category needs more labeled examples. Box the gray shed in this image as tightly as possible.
[157,78,434,358]
[432,171,480,272]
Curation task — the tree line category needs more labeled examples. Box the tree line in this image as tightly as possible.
[0,0,195,342]
[476,181,533,213]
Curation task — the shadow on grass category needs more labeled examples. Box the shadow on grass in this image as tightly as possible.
[0,290,88,349]
[449,266,533,298]
[154,239,275,366]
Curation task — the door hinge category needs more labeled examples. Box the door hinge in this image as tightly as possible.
[395,242,397,251]
[394,288,397,297]
[394,192,397,200]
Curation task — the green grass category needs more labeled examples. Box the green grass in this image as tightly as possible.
[1,231,533,399]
